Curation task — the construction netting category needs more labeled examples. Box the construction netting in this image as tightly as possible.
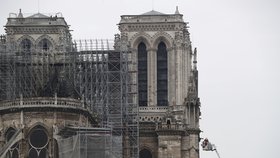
[0,38,139,158]
[57,133,122,158]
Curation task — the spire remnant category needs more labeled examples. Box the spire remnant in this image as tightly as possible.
[175,6,180,14]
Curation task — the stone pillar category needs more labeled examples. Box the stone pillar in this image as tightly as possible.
[20,128,28,158]
[189,134,199,158]
[158,135,182,158]
[182,45,190,101]
[20,110,24,128]
[148,49,157,106]
[53,112,57,124]
[175,46,184,105]
[0,115,4,148]
[181,135,190,158]
[49,137,54,158]
[168,48,176,105]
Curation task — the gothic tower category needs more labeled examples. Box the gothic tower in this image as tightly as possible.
[5,9,72,54]
[118,7,201,158]
[0,7,201,158]
[0,10,95,158]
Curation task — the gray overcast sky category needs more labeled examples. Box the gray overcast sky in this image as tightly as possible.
[1,0,280,158]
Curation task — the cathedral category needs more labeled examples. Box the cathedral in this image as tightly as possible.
[0,7,201,158]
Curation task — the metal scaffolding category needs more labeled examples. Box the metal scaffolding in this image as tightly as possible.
[0,37,139,158]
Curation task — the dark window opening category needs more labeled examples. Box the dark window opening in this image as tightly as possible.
[138,42,148,106]
[38,39,52,51]
[29,128,48,148]
[29,148,39,158]
[157,42,168,106]
[5,128,19,158]
[28,126,49,158]
[167,119,171,129]
[5,127,16,142]
[167,119,171,125]
[140,149,152,158]
[20,39,31,52]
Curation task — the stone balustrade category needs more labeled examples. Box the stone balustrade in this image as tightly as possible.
[120,14,183,23]
[0,97,86,111]
[170,105,185,111]
[139,106,168,122]
[139,106,168,112]
[156,123,186,131]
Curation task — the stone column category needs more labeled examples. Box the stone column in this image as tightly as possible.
[168,47,176,106]
[182,45,190,101]
[175,46,184,105]
[181,135,190,158]
[148,48,157,106]
[53,112,57,124]
[20,110,24,128]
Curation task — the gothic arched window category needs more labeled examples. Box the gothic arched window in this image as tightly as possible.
[140,149,152,158]
[38,39,52,51]
[5,127,16,142]
[5,127,19,158]
[157,42,168,106]
[20,38,32,52]
[28,125,49,158]
[138,42,148,106]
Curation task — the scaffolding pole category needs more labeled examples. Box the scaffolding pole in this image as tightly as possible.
[0,38,139,158]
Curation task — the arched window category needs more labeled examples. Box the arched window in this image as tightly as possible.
[5,127,16,142]
[6,149,19,158]
[28,125,49,158]
[138,42,148,106]
[157,42,168,106]
[140,149,152,158]
[5,127,19,158]
[20,39,32,52]
[38,39,52,51]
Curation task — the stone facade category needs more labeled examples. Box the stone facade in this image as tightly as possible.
[5,11,72,54]
[0,97,94,158]
[119,8,201,158]
[0,7,201,158]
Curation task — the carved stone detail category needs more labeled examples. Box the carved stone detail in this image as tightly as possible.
[10,27,60,34]
[126,24,176,32]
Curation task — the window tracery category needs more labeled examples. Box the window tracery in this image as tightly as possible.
[138,42,148,106]
[157,42,168,106]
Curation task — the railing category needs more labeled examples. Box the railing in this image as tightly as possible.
[120,14,183,23]
[139,106,168,112]
[8,12,63,18]
[156,124,186,131]
[139,105,185,112]
[170,105,185,111]
[0,97,85,111]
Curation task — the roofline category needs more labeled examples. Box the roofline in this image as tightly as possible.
[118,20,188,25]
[7,17,65,19]
[121,13,183,17]
[4,24,69,27]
